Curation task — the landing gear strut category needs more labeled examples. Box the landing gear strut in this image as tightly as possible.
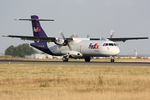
[62,56,69,62]
[84,57,91,62]
[110,56,115,63]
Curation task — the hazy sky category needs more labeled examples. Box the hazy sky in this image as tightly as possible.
[0,0,150,55]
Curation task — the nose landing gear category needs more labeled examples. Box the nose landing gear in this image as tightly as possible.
[84,57,91,62]
[110,56,115,63]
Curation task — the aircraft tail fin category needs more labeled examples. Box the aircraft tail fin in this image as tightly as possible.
[31,15,47,38]
[18,15,54,38]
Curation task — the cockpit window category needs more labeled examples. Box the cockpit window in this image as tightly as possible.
[114,43,116,46]
[103,43,117,46]
[109,43,113,46]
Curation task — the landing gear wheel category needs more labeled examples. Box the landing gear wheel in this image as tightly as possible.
[110,58,115,63]
[62,57,69,62]
[84,57,91,62]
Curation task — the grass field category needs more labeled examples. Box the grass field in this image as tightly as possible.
[0,63,150,100]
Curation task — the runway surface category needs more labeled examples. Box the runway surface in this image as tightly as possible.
[0,59,150,66]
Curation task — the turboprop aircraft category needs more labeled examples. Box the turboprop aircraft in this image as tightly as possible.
[3,15,148,62]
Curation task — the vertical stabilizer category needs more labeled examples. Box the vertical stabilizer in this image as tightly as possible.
[31,15,47,38]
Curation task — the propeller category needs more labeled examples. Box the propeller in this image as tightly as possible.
[109,30,115,38]
[60,32,72,50]
[60,32,65,40]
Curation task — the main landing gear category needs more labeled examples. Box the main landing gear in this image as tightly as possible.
[84,57,91,62]
[62,56,115,63]
[62,55,69,62]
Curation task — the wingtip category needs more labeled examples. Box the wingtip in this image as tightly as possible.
[14,19,18,21]
[2,35,9,37]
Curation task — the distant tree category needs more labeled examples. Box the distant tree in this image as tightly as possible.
[5,43,37,57]
[5,45,15,56]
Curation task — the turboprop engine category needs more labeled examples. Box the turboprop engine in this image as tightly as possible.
[54,38,67,46]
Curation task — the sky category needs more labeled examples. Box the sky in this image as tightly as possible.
[0,0,150,55]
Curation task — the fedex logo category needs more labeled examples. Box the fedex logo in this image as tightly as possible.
[34,27,41,32]
[89,43,99,49]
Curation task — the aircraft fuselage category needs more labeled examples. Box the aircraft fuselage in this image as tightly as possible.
[43,38,120,58]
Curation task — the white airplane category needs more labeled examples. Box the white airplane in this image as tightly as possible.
[3,15,148,62]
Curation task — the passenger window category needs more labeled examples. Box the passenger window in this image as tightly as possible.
[104,43,116,46]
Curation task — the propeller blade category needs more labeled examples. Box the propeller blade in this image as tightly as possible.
[59,32,72,50]
[109,30,115,38]
[60,32,65,40]
[68,44,72,50]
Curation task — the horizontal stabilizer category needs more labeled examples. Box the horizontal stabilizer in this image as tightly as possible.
[15,19,54,21]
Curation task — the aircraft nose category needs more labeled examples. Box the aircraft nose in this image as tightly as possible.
[115,47,120,55]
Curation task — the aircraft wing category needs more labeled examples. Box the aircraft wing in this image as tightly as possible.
[107,37,149,42]
[3,35,73,42]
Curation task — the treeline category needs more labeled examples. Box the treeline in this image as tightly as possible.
[5,43,37,57]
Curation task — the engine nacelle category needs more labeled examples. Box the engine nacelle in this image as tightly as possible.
[55,38,66,45]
